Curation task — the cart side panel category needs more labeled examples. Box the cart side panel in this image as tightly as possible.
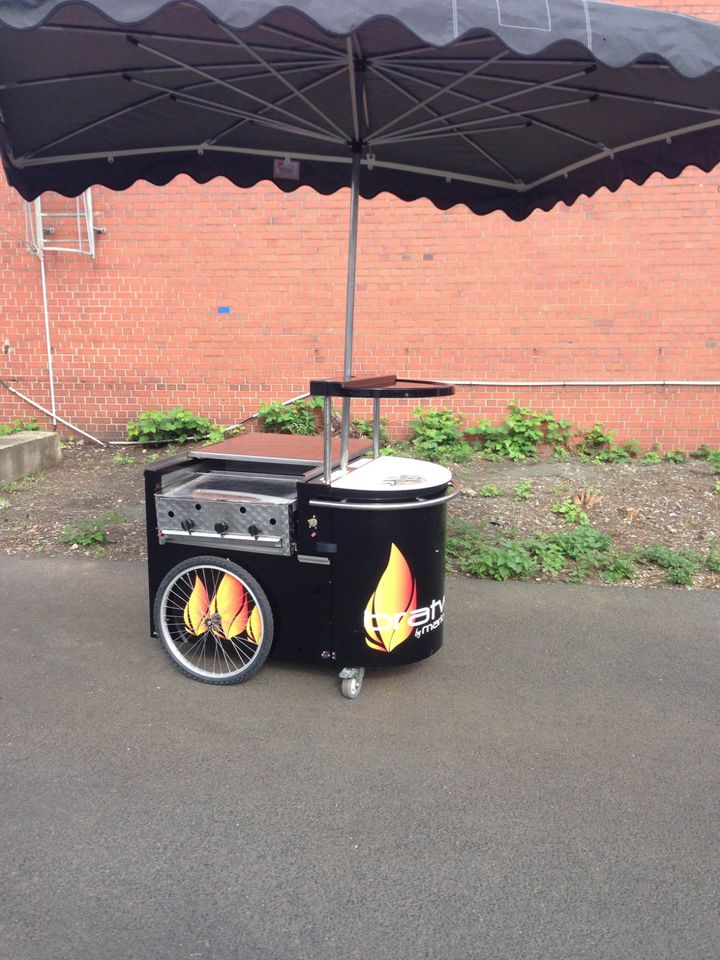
[145,456,333,664]
[329,502,448,668]
[147,540,333,663]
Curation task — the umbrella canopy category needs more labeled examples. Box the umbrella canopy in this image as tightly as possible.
[1,0,720,221]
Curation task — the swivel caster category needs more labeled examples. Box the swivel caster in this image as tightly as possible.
[339,666,365,700]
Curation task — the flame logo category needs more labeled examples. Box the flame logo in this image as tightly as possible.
[364,544,418,654]
[183,573,260,643]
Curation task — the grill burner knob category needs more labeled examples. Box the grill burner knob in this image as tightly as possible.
[181,519,195,532]
[214,521,229,534]
[248,524,261,538]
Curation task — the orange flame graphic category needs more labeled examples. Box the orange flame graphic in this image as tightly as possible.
[209,573,250,639]
[364,544,417,654]
[182,573,261,643]
[246,604,262,645]
[183,575,209,636]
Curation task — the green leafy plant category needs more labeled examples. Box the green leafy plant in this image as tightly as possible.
[706,450,720,473]
[664,449,686,464]
[409,407,473,464]
[447,520,613,583]
[635,544,702,586]
[514,481,533,501]
[715,480,720,494]
[640,451,662,465]
[127,407,219,444]
[705,543,720,573]
[577,424,639,464]
[478,484,502,498]
[352,417,390,444]
[551,498,590,526]
[257,397,323,436]
[59,510,126,548]
[563,561,596,584]
[466,401,571,461]
[113,452,134,465]
[599,551,637,582]
[526,536,567,577]
[0,417,41,436]
[1,475,36,494]
[447,523,537,581]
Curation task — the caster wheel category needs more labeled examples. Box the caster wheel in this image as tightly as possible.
[339,667,365,700]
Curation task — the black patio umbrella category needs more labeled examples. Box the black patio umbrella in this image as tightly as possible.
[2,0,720,451]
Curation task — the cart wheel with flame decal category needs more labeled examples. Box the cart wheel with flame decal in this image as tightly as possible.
[154,556,273,684]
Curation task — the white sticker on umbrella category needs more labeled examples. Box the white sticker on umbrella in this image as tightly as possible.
[274,158,300,180]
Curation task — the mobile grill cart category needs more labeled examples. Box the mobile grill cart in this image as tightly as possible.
[145,376,456,698]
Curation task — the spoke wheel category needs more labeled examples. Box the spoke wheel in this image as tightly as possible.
[154,556,273,685]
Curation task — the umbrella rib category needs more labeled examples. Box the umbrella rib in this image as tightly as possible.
[393,60,720,120]
[368,63,523,184]
[130,35,345,141]
[15,141,521,191]
[257,22,347,59]
[203,65,348,147]
[372,35,499,62]
[524,116,720,190]
[369,65,595,143]
[377,63,602,150]
[126,74,344,144]
[16,144,353,168]
[347,39,361,143]
[369,121,528,144]
[368,157,521,189]
[213,22,349,141]
[471,69,720,118]
[0,59,339,93]
[367,50,508,142]
[40,22,341,59]
[19,91,170,161]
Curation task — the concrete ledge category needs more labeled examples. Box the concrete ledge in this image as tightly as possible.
[0,431,61,482]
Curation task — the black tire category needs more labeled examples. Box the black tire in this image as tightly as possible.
[153,556,273,685]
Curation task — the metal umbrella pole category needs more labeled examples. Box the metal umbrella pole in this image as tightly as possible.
[339,149,361,472]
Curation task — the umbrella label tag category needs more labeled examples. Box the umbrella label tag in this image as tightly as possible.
[274,158,300,181]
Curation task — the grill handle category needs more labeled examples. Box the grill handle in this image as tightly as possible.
[308,482,458,512]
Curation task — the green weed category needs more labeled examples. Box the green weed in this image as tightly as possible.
[409,407,473,464]
[59,511,126,548]
[551,498,590,526]
[127,407,222,444]
[514,481,533,501]
[635,544,702,586]
[0,418,41,436]
[466,401,571,461]
[599,552,637,582]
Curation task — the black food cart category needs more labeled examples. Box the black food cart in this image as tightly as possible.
[145,376,456,698]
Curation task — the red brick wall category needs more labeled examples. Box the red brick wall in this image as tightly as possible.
[0,0,719,449]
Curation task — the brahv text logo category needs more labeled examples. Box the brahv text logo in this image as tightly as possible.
[364,544,444,654]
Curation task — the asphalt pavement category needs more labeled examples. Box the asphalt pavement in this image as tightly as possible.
[1,556,718,960]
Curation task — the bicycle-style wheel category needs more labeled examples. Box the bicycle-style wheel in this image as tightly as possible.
[154,556,273,684]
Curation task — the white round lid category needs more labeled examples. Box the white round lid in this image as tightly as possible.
[333,456,451,492]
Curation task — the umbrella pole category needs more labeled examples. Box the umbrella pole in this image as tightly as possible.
[339,150,361,472]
